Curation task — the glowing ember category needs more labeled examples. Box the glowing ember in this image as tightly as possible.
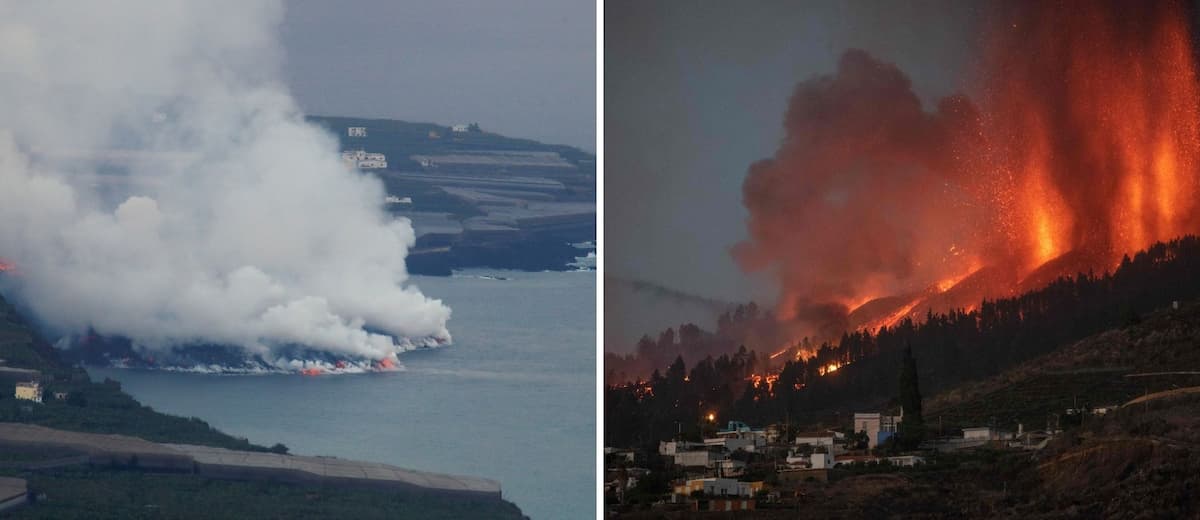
[747,373,780,392]
[817,362,843,376]
[985,1,1200,266]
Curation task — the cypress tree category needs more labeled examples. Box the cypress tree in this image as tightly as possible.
[898,343,925,447]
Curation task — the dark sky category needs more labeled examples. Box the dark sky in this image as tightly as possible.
[604,1,982,348]
[280,0,595,151]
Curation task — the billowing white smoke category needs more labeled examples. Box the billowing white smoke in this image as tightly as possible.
[0,2,451,366]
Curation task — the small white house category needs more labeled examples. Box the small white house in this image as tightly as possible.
[701,478,758,497]
[794,432,836,448]
[659,440,703,456]
[673,449,725,468]
[854,412,902,448]
[717,459,746,477]
[885,455,925,467]
[704,437,759,453]
[14,381,41,403]
[341,150,388,169]
[357,159,387,169]
[347,127,367,137]
[810,452,832,469]
[963,427,1013,441]
[451,124,470,133]
[673,478,763,501]
[784,451,809,467]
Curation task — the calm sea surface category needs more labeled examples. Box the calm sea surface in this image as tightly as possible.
[92,269,596,519]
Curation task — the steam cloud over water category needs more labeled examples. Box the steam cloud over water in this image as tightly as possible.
[0,2,450,367]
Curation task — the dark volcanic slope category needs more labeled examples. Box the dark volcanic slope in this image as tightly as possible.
[925,298,1200,429]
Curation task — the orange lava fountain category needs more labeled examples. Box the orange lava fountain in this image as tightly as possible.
[984,1,1200,268]
[738,2,1200,342]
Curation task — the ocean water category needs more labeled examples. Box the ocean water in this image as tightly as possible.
[91,269,596,519]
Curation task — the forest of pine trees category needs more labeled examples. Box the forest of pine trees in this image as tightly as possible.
[606,236,1200,449]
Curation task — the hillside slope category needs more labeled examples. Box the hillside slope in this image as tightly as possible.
[305,115,595,275]
[0,292,526,518]
[925,299,1200,431]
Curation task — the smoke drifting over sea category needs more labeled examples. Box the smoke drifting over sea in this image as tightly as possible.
[736,1,1200,340]
[0,2,450,367]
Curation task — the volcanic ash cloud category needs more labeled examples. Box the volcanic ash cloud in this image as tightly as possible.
[0,1,450,365]
[735,2,1200,333]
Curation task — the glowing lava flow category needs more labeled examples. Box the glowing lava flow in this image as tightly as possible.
[736,2,1200,342]
[985,1,1200,266]
[747,373,780,393]
[817,362,843,376]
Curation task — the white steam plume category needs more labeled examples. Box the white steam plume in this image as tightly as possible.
[0,2,451,365]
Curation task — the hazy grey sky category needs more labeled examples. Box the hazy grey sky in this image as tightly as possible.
[280,0,595,151]
[604,1,982,347]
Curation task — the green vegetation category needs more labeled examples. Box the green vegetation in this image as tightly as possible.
[0,293,268,451]
[2,467,524,520]
[0,291,524,518]
[0,381,269,452]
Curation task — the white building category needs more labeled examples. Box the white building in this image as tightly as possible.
[784,451,809,467]
[341,150,388,169]
[854,412,902,448]
[810,452,832,469]
[885,455,925,467]
[794,432,836,448]
[704,436,759,453]
[347,127,367,137]
[673,449,725,468]
[717,459,746,477]
[451,124,470,133]
[706,479,761,498]
[962,427,1013,441]
[713,421,768,448]
[674,478,763,499]
[659,440,703,456]
[14,382,41,403]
